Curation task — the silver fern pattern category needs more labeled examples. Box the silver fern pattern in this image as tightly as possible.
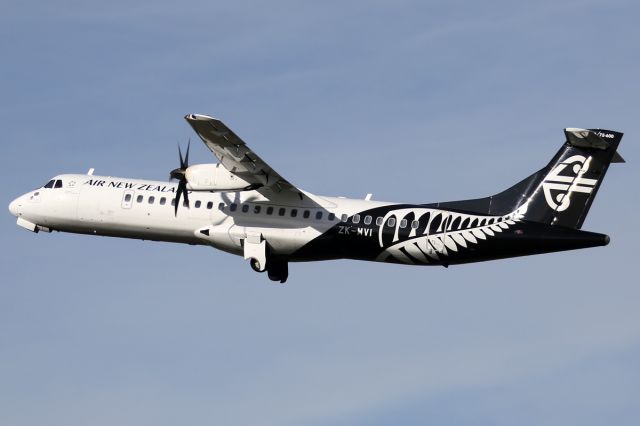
[376,205,528,264]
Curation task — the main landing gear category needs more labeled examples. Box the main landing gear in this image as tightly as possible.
[244,234,289,283]
[266,259,288,283]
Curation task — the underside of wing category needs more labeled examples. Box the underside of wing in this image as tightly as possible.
[185,114,307,203]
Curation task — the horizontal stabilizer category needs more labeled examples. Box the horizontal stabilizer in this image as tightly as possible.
[564,128,609,150]
[612,151,626,163]
[565,127,625,163]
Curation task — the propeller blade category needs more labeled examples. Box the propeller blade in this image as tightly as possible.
[178,144,183,167]
[182,182,190,208]
[184,139,190,168]
[169,167,183,181]
[171,140,191,216]
[174,183,182,216]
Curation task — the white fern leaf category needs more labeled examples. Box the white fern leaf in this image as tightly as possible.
[444,235,458,252]
[451,233,467,248]
[462,231,477,244]
[472,229,486,239]
[405,243,428,263]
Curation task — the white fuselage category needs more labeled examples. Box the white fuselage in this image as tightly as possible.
[9,174,392,258]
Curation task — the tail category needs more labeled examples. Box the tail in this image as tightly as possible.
[435,128,624,229]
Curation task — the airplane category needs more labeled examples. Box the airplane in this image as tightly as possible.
[8,114,625,283]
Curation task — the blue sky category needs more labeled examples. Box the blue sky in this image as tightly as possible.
[1,1,639,425]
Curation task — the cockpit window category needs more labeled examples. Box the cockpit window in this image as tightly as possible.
[43,180,55,188]
[54,180,63,189]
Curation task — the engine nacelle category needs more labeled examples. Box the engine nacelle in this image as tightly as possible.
[185,163,259,191]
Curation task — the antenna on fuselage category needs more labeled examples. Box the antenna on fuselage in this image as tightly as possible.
[87,168,95,175]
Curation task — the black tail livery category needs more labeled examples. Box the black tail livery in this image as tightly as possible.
[437,128,624,229]
[297,127,626,268]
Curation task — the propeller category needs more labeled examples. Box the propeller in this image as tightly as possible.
[169,140,191,216]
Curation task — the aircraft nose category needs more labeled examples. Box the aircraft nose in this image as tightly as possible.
[8,197,21,217]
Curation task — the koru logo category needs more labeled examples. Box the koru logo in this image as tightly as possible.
[542,155,597,212]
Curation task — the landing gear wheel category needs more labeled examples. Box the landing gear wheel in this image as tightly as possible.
[267,259,289,283]
[250,258,264,273]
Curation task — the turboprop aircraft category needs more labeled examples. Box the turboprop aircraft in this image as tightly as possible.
[8,114,625,283]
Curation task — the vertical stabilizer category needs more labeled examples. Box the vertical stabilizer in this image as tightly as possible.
[506,128,624,229]
[433,128,624,229]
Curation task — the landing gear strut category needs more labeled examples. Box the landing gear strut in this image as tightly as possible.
[244,234,288,283]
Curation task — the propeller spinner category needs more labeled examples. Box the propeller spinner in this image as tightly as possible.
[169,141,191,216]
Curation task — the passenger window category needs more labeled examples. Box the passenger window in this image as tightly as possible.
[328,213,336,221]
[160,197,166,205]
[218,203,225,211]
[267,206,274,215]
[230,203,237,212]
[364,215,372,225]
[44,180,54,189]
[315,211,323,220]
[376,217,383,226]
[253,205,261,214]
[183,199,188,207]
[411,220,419,229]
[206,201,213,209]
[303,210,310,219]
[400,219,407,228]
[124,194,132,202]
[291,209,298,217]
[278,208,286,216]
[171,198,176,206]
[341,214,348,222]
[352,214,360,224]
[54,180,63,189]
[148,196,155,204]
[242,204,249,213]
[195,200,201,208]
[387,218,396,227]
[136,195,143,203]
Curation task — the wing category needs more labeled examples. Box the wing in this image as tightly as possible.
[185,114,303,201]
